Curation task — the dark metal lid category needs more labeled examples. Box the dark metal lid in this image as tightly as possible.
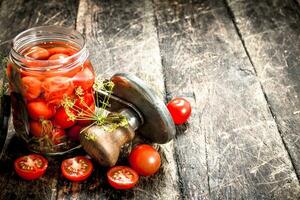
[109,73,176,144]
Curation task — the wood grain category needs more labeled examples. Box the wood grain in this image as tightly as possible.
[55,0,180,199]
[0,0,79,200]
[153,0,300,199]
[227,0,300,179]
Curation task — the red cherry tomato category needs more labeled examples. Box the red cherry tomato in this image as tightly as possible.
[107,166,139,190]
[47,47,77,56]
[48,53,69,60]
[42,76,74,104]
[27,100,55,120]
[67,125,82,141]
[14,154,48,180]
[29,120,52,137]
[74,92,94,110]
[72,67,95,90]
[166,97,191,125]
[51,128,66,144]
[24,46,50,60]
[54,107,76,129]
[61,156,93,182]
[21,76,42,100]
[129,144,161,176]
[29,120,44,137]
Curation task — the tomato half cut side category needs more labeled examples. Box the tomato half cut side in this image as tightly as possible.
[107,166,139,190]
[61,156,93,182]
[14,154,48,180]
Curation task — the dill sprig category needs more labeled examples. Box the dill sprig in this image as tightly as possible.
[61,77,128,141]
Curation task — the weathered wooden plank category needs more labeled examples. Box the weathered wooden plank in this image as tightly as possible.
[55,0,180,199]
[154,0,300,199]
[0,0,79,200]
[227,0,300,179]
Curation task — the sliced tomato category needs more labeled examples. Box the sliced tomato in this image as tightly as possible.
[67,125,82,141]
[54,107,76,129]
[61,156,93,182]
[42,76,74,104]
[24,46,50,60]
[51,128,66,144]
[14,154,48,180]
[27,100,55,120]
[107,166,139,190]
[72,67,95,91]
[21,76,42,100]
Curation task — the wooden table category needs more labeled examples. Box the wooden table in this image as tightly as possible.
[0,0,300,199]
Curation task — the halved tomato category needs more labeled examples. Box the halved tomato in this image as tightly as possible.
[61,156,93,182]
[14,154,48,180]
[107,166,139,190]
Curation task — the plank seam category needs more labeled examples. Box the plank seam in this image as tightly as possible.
[151,0,187,199]
[223,0,300,182]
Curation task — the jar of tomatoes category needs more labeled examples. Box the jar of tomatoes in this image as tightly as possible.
[7,26,96,155]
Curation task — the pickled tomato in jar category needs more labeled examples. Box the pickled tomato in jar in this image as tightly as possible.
[8,26,96,155]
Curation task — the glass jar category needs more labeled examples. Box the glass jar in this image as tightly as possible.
[7,26,96,155]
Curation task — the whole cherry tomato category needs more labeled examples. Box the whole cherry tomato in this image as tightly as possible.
[14,154,48,180]
[51,128,66,144]
[61,156,93,182]
[74,92,94,110]
[107,166,139,190]
[47,47,77,56]
[166,97,191,125]
[48,53,69,60]
[27,100,55,120]
[29,120,52,137]
[129,144,161,176]
[21,76,42,100]
[54,107,76,129]
[24,46,50,60]
[67,125,82,141]
[42,76,74,104]
[72,67,95,90]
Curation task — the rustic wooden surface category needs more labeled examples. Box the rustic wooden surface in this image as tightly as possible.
[0,0,299,199]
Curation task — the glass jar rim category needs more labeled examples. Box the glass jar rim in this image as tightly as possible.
[10,25,88,71]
